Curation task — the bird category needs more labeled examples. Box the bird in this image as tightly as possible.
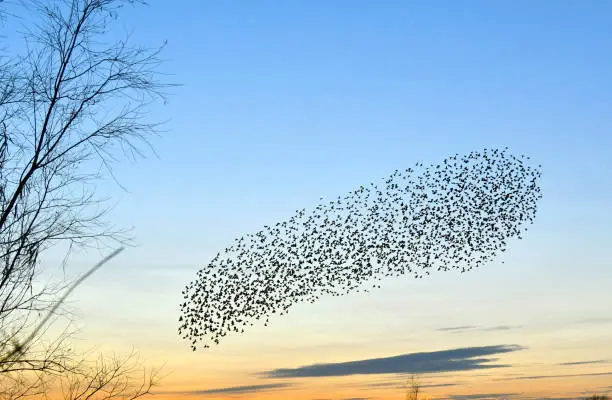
[178,147,543,351]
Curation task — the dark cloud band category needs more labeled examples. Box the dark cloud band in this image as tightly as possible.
[259,344,525,378]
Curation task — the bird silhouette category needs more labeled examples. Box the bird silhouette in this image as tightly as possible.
[178,148,543,351]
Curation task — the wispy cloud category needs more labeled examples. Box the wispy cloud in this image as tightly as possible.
[260,344,525,378]
[576,317,612,325]
[496,371,612,381]
[159,383,293,396]
[365,380,459,390]
[448,393,521,400]
[436,325,522,334]
[557,360,610,366]
[313,398,369,400]
[423,383,461,388]
[436,326,477,332]
[520,397,576,400]
[480,325,523,331]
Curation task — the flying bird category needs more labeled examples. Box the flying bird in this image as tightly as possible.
[178,148,543,351]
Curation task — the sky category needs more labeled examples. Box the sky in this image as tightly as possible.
[5,1,612,399]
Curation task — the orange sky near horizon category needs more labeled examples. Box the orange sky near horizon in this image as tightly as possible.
[134,365,612,400]
[46,237,611,400]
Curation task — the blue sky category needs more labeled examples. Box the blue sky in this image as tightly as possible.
[67,0,612,266]
[12,1,612,399]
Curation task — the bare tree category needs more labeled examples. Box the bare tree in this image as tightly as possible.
[404,374,431,400]
[0,248,123,374]
[58,349,162,400]
[0,348,163,400]
[405,374,420,400]
[0,0,173,395]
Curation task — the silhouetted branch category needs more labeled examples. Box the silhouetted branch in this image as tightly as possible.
[0,248,123,372]
[0,0,173,375]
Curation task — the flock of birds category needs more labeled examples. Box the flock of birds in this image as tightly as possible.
[178,148,543,351]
